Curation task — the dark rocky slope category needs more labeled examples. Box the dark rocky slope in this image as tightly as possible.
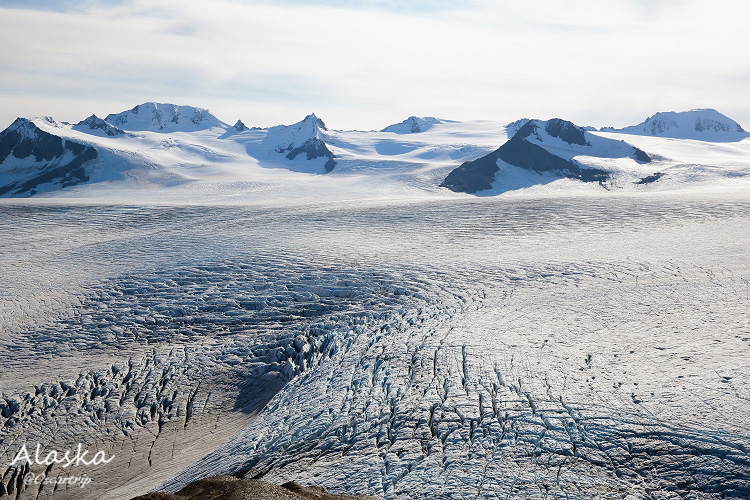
[132,476,380,500]
[0,118,98,196]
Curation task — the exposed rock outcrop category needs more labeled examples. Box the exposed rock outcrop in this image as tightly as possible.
[131,476,381,500]
[74,114,125,136]
[441,118,614,193]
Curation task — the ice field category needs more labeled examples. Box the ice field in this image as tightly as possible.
[1,192,750,499]
[2,105,750,498]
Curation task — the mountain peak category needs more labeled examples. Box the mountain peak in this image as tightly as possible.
[302,113,327,131]
[0,117,98,196]
[267,114,329,144]
[262,114,335,172]
[74,114,125,136]
[603,109,749,142]
[4,117,66,138]
[510,118,589,146]
[6,117,37,136]
[105,103,223,132]
[382,116,442,134]
[443,116,652,194]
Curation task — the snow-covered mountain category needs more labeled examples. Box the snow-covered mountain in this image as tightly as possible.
[507,118,596,138]
[0,117,98,196]
[105,102,225,132]
[0,106,347,197]
[381,116,444,134]
[1,104,750,199]
[601,109,749,142]
[442,118,651,193]
[73,114,125,136]
[261,113,336,172]
[505,118,531,138]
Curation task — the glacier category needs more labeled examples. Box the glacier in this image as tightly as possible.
[1,196,750,499]
[1,105,750,499]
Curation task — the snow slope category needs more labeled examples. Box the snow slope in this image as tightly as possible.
[602,109,750,142]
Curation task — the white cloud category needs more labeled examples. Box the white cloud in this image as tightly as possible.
[0,0,748,131]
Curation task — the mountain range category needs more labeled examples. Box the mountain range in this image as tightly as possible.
[0,104,748,198]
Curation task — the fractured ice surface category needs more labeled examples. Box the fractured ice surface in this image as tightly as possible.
[1,196,750,499]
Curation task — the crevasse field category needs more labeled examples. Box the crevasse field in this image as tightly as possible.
[2,195,750,499]
[1,113,750,499]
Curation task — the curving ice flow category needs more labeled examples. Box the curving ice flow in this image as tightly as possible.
[1,106,750,500]
[1,196,750,499]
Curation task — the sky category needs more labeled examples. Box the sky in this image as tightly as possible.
[0,0,749,131]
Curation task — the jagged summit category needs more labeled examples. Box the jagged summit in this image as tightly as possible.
[263,114,335,172]
[3,117,42,140]
[2,118,58,158]
[602,109,749,142]
[382,116,442,134]
[5,116,65,133]
[105,102,224,132]
[74,114,125,136]
[234,120,247,132]
[302,112,327,131]
[507,118,599,142]
[1,118,87,161]
[265,114,328,147]
[505,118,530,138]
